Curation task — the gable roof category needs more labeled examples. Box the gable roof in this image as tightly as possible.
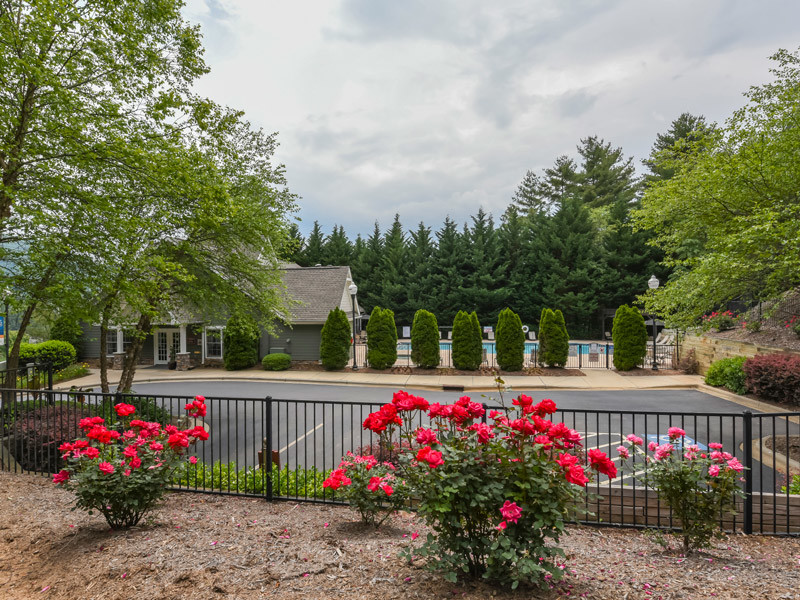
[281,265,354,324]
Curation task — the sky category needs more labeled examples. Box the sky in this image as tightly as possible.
[183,0,800,238]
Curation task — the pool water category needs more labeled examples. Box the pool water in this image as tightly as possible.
[397,342,614,354]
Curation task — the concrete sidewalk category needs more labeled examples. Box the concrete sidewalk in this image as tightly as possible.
[59,365,705,393]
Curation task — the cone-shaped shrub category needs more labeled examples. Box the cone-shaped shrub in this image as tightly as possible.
[224,315,259,371]
[320,307,352,370]
[469,311,483,369]
[411,309,440,369]
[452,311,478,370]
[367,307,397,369]
[496,308,524,371]
[539,308,569,368]
[611,305,647,371]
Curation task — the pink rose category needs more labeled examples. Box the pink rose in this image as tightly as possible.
[616,446,630,459]
[499,500,522,524]
[708,465,720,477]
[626,434,644,446]
[667,427,686,440]
[98,462,115,475]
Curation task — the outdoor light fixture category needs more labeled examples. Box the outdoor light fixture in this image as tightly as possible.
[647,275,659,370]
[349,283,358,371]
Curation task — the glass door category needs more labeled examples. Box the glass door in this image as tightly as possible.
[155,329,181,364]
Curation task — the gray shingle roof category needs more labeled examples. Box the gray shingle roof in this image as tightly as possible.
[281,265,351,323]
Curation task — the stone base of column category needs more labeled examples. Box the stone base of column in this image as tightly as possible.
[176,352,191,371]
[112,352,125,370]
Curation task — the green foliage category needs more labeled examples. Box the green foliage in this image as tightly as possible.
[18,340,76,370]
[539,309,569,368]
[173,461,330,498]
[700,311,738,332]
[320,307,352,370]
[452,311,480,370]
[410,310,440,369]
[743,354,800,405]
[366,307,397,370]
[495,308,524,371]
[54,363,90,384]
[635,49,800,327]
[705,356,748,395]
[611,305,647,371]
[262,353,292,371]
[619,433,745,553]
[49,316,83,356]
[223,315,259,371]
[469,312,483,369]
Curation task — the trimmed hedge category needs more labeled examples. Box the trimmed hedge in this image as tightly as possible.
[452,311,479,370]
[704,356,747,395]
[262,353,292,371]
[743,354,800,406]
[469,312,483,369]
[496,307,524,372]
[223,315,259,371]
[411,310,440,369]
[366,307,397,370]
[18,340,76,371]
[611,305,647,371]
[320,307,351,370]
[539,308,569,368]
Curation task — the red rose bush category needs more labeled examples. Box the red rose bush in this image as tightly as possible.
[617,428,745,553]
[332,390,612,588]
[53,396,209,529]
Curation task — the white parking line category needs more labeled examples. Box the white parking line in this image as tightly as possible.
[280,422,324,454]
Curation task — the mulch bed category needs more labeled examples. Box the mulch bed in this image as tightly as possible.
[765,435,800,464]
[1,471,799,600]
[287,363,586,377]
[705,327,800,352]
[617,368,686,377]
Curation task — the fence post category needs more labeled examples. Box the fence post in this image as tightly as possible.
[47,363,53,391]
[481,403,488,424]
[605,343,609,369]
[578,345,582,369]
[265,395,273,502]
[743,410,753,534]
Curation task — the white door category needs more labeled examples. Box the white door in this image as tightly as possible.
[154,329,181,364]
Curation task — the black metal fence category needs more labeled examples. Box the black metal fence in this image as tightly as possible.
[0,363,53,390]
[357,341,676,370]
[2,388,797,535]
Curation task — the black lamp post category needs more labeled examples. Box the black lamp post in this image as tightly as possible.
[648,275,659,371]
[349,283,358,370]
[3,288,9,366]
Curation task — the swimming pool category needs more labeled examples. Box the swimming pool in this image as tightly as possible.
[397,341,615,355]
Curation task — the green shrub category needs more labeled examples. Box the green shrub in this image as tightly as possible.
[743,354,800,405]
[452,310,480,370]
[223,315,259,371]
[320,307,351,370]
[539,309,569,368]
[611,305,647,371]
[54,362,90,383]
[366,307,397,370]
[262,353,292,371]
[18,340,76,370]
[50,316,83,356]
[496,308,524,371]
[705,356,747,395]
[469,312,483,368]
[411,310,440,368]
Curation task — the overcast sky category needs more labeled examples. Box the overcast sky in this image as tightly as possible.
[184,0,800,238]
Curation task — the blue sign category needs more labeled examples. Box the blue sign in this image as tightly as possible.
[0,315,4,336]
[645,434,707,451]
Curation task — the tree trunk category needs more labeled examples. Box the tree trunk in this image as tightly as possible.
[6,301,38,373]
[99,313,110,394]
[117,313,151,392]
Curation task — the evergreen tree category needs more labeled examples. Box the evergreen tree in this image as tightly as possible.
[320,307,352,370]
[411,309,440,369]
[407,222,436,314]
[611,305,647,371]
[350,222,384,315]
[301,221,325,266]
[577,136,639,210]
[498,206,529,318]
[374,215,410,324]
[537,308,551,363]
[452,310,479,370]
[284,223,305,265]
[496,308,524,372]
[539,308,569,368]
[469,311,483,370]
[323,225,353,266]
[644,112,712,182]
[428,217,465,325]
[366,306,397,370]
[49,314,83,357]
[223,314,259,371]
[460,208,508,323]
[511,170,547,213]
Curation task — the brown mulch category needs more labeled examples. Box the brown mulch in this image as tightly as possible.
[617,368,685,377]
[705,326,800,352]
[765,435,800,464]
[287,363,586,377]
[2,472,800,600]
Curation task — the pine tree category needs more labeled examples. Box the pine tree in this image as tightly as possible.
[611,305,647,371]
[577,137,639,210]
[320,307,352,370]
[498,206,529,319]
[374,215,410,324]
[366,307,397,369]
[322,225,353,266]
[644,112,712,182]
[539,308,568,368]
[429,217,465,325]
[301,221,325,266]
[496,308,524,371]
[407,222,436,315]
[460,209,508,324]
[351,222,384,315]
[411,309,440,369]
[469,311,483,370]
[452,310,479,370]
[284,223,305,265]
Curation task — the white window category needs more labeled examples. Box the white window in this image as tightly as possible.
[205,327,224,359]
[107,330,134,355]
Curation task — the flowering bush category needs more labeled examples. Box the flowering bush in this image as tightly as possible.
[785,315,800,337]
[322,452,408,526]
[701,310,738,332]
[353,389,610,588]
[53,396,208,529]
[617,428,745,553]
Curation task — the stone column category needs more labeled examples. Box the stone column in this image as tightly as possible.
[176,352,191,371]
[112,352,125,370]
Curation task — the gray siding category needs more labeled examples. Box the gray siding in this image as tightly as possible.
[80,323,101,359]
[260,324,322,361]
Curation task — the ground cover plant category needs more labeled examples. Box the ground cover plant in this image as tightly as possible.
[617,428,744,553]
[53,396,209,528]
[320,307,351,370]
